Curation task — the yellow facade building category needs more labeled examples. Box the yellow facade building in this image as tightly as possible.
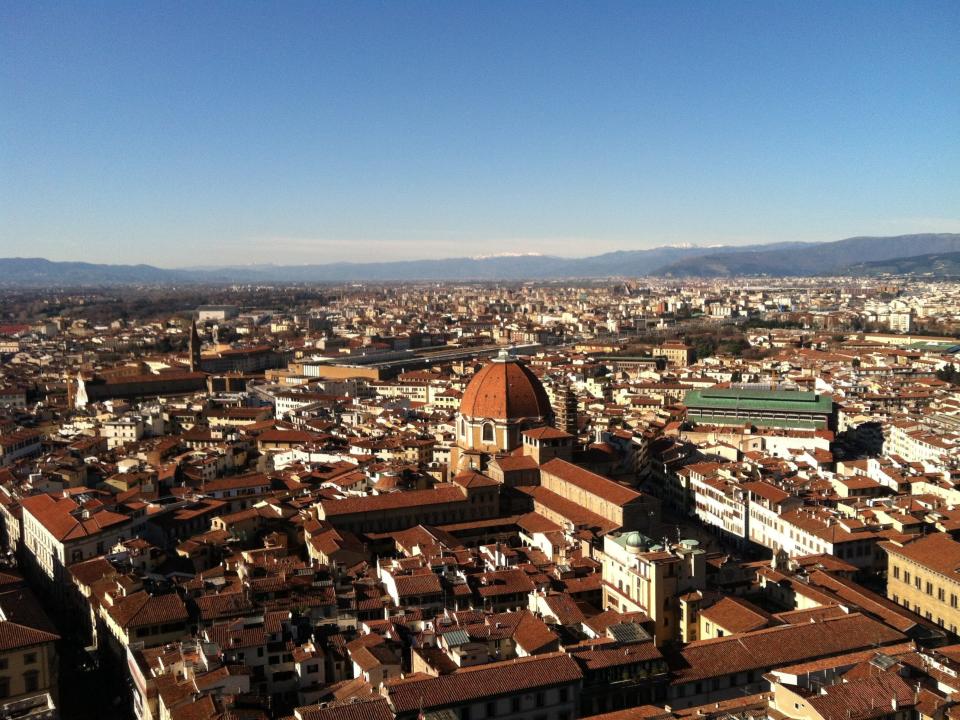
[882,533,960,635]
[601,531,707,644]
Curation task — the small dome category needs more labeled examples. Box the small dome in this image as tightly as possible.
[459,354,553,422]
[624,532,645,548]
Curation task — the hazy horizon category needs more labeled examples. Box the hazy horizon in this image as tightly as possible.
[5,232,960,272]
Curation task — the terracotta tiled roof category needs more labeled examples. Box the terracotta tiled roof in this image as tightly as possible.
[573,641,663,670]
[194,591,254,622]
[881,533,960,579]
[459,358,552,421]
[474,568,536,598]
[107,591,189,629]
[295,697,393,720]
[770,641,916,676]
[69,556,119,587]
[21,493,130,542]
[540,458,641,506]
[699,596,773,635]
[490,455,540,472]
[519,485,619,534]
[668,613,905,684]
[805,569,919,633]
[808,671,915,720]
[578,704,672,720]
[741,480,791,504]
[523,426,573,441]
[205,622,266,650]
[542,592,585,626]
[169,694,216,720]
[386,652,582,713]
[202,473,271,492]
[394,573,443,598]
[510,610,559,654]
[321,485,466,517]
[452,470,499,489]
[0,589,59,651]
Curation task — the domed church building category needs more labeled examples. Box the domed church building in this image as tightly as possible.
[451,350,555,473]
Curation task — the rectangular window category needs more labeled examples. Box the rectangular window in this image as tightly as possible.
[938,588,945,601]
[927,582,934,595]
[23,671,39,693]
[892,566,900,580]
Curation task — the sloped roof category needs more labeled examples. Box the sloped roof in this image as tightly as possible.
[386,652,582,713]
[0,588,59,651]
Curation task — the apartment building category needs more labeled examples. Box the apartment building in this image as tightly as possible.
[744,480,803,548]
[887,420,958,469]
[690,473,749,547]
[20,493,132,589]
[0,586,59,719]
[882,533,960,634]
[0,430,42,467]
[657,342,695,366]
[601,531,707,644]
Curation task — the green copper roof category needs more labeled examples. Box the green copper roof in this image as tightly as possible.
[684,387,834,414]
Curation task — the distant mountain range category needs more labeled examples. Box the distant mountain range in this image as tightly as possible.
[1,233,958,285]
[658,234,960,278]
[843,251,960,278]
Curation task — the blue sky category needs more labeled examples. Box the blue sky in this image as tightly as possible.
[1,1,958,266]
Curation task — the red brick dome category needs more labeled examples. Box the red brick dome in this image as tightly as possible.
[459,354,553,421]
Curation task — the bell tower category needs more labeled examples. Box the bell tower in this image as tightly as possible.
[189,319,202,372]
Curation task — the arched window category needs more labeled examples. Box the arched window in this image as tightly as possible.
[482,423,495,443]
[460,418,466,437]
